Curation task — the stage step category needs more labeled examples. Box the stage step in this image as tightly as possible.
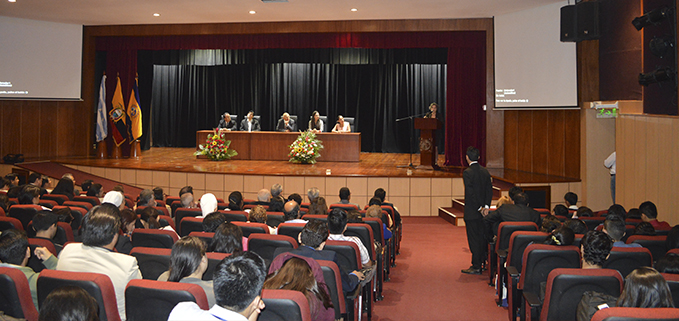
[439,207,464,226]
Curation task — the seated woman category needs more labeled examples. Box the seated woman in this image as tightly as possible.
[249,205,276,234]
[115,209,137,254]
[308,196,328,215]
[617,267,674,308]
[208,222,246,253]
[227,191,244,211]
[157,236,215,307]
[265,254,334,321]
[308,110,324,133]
[50,178,76,201]
[39,285,99,321]
[543,226,575,246]
[332,115,351,133]
[366,205,392,240]
[139,206,179,238]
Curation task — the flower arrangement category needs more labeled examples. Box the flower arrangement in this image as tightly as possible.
[194,129,238,161]
[289,130,324,164]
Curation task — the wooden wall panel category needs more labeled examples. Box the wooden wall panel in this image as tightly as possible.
[645,117,660,202]
[504,111,519,170]
[39,104,58,158]
[20,102,41,159]
[563,110,581,178]
[532,111,549,175]
[516,112,534,173]
[2,102,22,158]
[547,110,566,176]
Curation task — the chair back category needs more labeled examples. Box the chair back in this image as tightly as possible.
[232,221,269,237]
[8,204,42,230]
[216,210,248,222]
[173,208,202,235]
[626,235,668,262]
[180,216,204,237]
[661,272,679,308]
[325,240,362,271]
[580,217,606,232]
[135,206,171,218]
[62,201,93,212]
[506,231,549,272]
[277,223,306,244]
[260,289,312,321]
[28,238,58,256]
[301,214,327,221]
[56,221,75,243]
[540,268,623,321]
[317,260,346,318]
[248,234,298,268]
[73,195,101,207]
[591,307,679,321]
[40,194,68,205]
[496,222,539,252]
[603,247,653,278]
[129,247,172,280]
[519,244,581,294]
[0,267,39,321]
[0,216,24,231]
[204,252,231,281]
[37,199,58,209]
[346,223,376,260]
[37,269,121,321]
[131,229,179,249]
[125,279,209,321]
[188,231,215,248]
[362,217,385,245]
[329,204,360,211]
[266,212,286,227]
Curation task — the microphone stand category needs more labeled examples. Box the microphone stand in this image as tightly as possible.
[396,112,427,168]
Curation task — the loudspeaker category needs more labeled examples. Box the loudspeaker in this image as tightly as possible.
[577,1,600,41]
[560,5,577,42]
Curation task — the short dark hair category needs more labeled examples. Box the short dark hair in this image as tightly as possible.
[86,183,102,197]
[627,208,642,220]
[153,187,164,200]
[38,286,99,321]
[581,231,613,267]
[81,204,121,247]
[553,204,569,217]
[179,186,193,196]
[564,219,588,234]
[18,184,40,204]
[576,206,593,218]
[137,189,155,207]
[603,218,626,242]
[564,192,578,206]
[213,254,266,312]
[543,226,575,246]
[541,215,562,233]
[4,173,18,184]
[283,203,300,221]
[640,201,658,219]
[607,204,627,220]
[508,186,524,201]
[665,226,679,250]
[203,212,227,233]
[327,208,348,234]
[32,211,59,232]
[339,187,350,200]
[287,193,302,206]
[209,222,243,255]
[466,146,480,161]
[634,222,657,236]
[0,229,29,265]
[28,173,41,185]
[513,192,529,206]
[373,188,386,202]
[300,220,329,248]
[656,253,679,274]
[81,180,94,194]
[368,197,382,207]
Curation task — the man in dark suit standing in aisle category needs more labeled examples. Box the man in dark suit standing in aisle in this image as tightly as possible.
[462,146,493,275]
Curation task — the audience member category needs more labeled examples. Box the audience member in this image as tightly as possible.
[249,205,276,234]
[307,187,320,203]
[336,187,359,208]
[0,177,10,192]
[366,204,392,240]
[102,190,125,211]
[179,185,193,197]
[227,191,244,211]
[575,206,593,219]
[27,172,48,196]
[61,173,81,195]
[627,208,642,220]
[540,215,562,233]
[168,253,267,321]
[656,253,679,274]
[112,185,125,194]
[152,187,165,202]
[564,192,578,211]
[158,236,215,306]
[81,180,94,195]
[347,209,363,223]
[287,193,302,206]
[543,226,575,246]
[607,204,627,220]
[31,211,62,251]
[495,195,512,207]
[603,218,641,248]
[115,209,137,254]
[665,225,679,250]
[373,188,401,225]
[18,184,43,207]
[0,193,9,213]
[634,222,657,236]
[271,183,283,198]
[57,204,142,320]
[283,200,306,223]
[200,193,218,217]
[328,208,373,267]
[256,189,271,206]
[6,185,21,198]
[178,192,194,209]
[202,212,227,233]
[140,206,178,237]
[368,197,382,207]
[0,229,57,310]
[309,196,328,215]
[564,219,588,234]
[38,286,99,321]
[86,183,103,199]
[269,195,285,212]
[136,189,157,208]
[580,230,613,269]
[208,222,245,254]
[508,186,523,201]
[484,192,541,236]
[552,204,569,218]
[616,267,674,308]
[4,173,19,187]
[50,178,76,201]
[640,201,671,230]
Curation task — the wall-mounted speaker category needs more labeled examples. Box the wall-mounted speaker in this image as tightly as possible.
[561,2,600,42]
[560,5,577,42]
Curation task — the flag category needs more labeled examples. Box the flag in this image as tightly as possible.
[127,77,142,141]
[95,74,108,143]
[109,76,128,146]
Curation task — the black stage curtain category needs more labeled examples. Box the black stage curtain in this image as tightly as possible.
[148,48,446,153]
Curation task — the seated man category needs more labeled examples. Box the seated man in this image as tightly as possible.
[640,201,671,230]
[180,192,197,209]
[136,189,157,209]
[333,187,359,208]
[581,230,613,269]
[27,172,48,197]
[327,208,373,267]
[57,204,142,320]
[256,189,271,206]
[240,110,261,132]
[18,185,51,210]
[217,112,237,131]
[5,173,19,188]
[283,201,307,224]
[483,192,541,237]
[602,218,641,248]
[564,192,578,212]
[0,229,57,310]
[373,188,401,226]
[307,187,320,203]
[203,212,227,233]
[31,211,63,253]
[168,253,267,321]
[276,112,296,132]
[270,183,283,198]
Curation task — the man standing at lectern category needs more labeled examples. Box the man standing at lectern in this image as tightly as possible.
[461,146,493,275]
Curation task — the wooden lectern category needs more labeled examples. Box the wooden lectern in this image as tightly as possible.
[414,118,442,170]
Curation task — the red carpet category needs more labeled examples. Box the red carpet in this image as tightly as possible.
[372,217,506,321]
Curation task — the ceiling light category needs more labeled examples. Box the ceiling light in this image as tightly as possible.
[351,8,358,12]
[638,67,675,86]
[249,10,256,14]
[649,36,675,58]
[8,0,16,3]
[632,6,672,31]
[153,13,160,17]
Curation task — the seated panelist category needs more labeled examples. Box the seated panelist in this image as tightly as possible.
[332,115,351,133]
[217,112,237,131]
[276,112,297,132]
[308,110,324,133]
[240,110,261,132]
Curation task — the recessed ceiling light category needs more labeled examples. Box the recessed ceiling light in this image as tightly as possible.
[351,8,358,12]
[153,13,161,17]
[8,0,17,3]
[249,10,256,14]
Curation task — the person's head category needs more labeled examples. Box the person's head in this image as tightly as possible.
[1,177,10,190]
[5,173,19,187]
[282,112,290,122]
[268,195,285,212]
[640,201,659,221]
[139,207,160,229]
[312,110,319,121]
[112,185,125,193]
[429,102,438,113]
[300,220,329,248]
[366,204,384,222]
[564,192,578,207]
[564,219,588,234]
[6,185,21,199]
[541,215,562,233]
[81,204,121,248]
[368,197,382,207]
[52,178,75,195]
[200,193,218,216]
[665,225,679,250]
[28,172,42,186]
[347,209,363,223]
[337,115,344,125]
[544,226,575,246]
[86,184,103,198]
[339,187,351,201]
[0,229,30,266]
[62,173,75,184]
[607,204,627,220]
[137,189,157,207]
[40,175,51,189]
[180,192,195,208]
[308,196,328,215]
[102,191,125,210]
[223,112,231,122]
[284,200,300,221]
[553,204,568,217]
[271,183,283,198]
[168,236,208,282]
[209,222,244,254]
[327,208,348,234]
[153,187,165,201]
[18,184,41,205]
[179,186,193,196]
[38,286,99,321]
[263,256,332,312]
[228,191,244,211]
[373,188,386,202]
[576,206,593,218]
[202,212,227,233]
[508,186,523,201]
[119,208,137,234]
[627,208,642,220]
[249,205,268,224]
[307,187,320,202]
[247,110,254,121]
[496,196,512,207]
[466,146,480,163]
[512,192,529,206]
[32,211,59,238]
[634,222,657,236]
[617,267,674,308]
[0,194,8,211]
[656,253,679,274]
[213,254,266,317]
[581,230,613,269]
[287,193,302,206]
[81,180,94,194]
[257,189,271,202]
[602,218,627,242]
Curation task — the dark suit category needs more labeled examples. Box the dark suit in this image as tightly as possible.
[217,119,237,130]
[274,246,360,293]
[240,118,261,131]
[463,162,493,269]
[276,118,296,132]
[484,204,542,236]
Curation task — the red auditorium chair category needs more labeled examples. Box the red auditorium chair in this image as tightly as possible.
[661,272,679,308]
[322,240,363,321]
[73,195,101,207]
[0,216,24,231]
[0,206,5,216]
[131,229,179,249]
[56,221,75,243]
[188,231,215,247]
[40,194,68,205]
[260,289,312,321]
[174,208,202,234]
[626,235,667,262]
[165,196,180,206]
[180,216,205,237]
[329,203,360,211]
[266,212,286,227]
[301,214,327,221]
[37,199,58,209]
[28,238,58,256]
[52,205,86,232]
[318,260,347,321]
[0,267,39,321]
[129,247,172,280]
[491,222,539,286]
[62,200,93,212]
[37,269,121,321]
[247,234,298,267]
[217,210,248,222]
[204,252,231,281]
[580,217,606,232]
[591,307,679,321]
[8,204,42,231]
[363,216,388,297]
[232,221,269,237]
[125,279,209,321]
[502,231,549,308]
[603,247,653,278]
[277,223,306,244]
[345,223,377,315]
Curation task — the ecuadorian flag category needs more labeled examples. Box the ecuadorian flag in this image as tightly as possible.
[127,77,142,141]
[109,76,127,146]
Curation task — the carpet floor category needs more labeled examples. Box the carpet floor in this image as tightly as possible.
[371,216,507,321]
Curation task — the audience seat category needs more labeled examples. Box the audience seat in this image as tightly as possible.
[157,214,175,230]
[37,269,121,321]
[491,222,539,286]
[244,204,268,210]
[0,267,39,321]
[28,238,58,256]
[131,229,179,249]
[204,252,231,281]
[62,200,93,212]
[218,210,249,222]
[266,212,286,227]
[301,214,327,221]
[56,221,75,243]
[247,234,298,268]
[52,205,86,232]
[661,272,679,308]
[125,279,209,321]
[129,247,172,280]
[603,247,653,278]
[626,235,667,262]
[37,199,58,209]
[329,204,360,211]
[40,194,68,205]
[277,223,307,244]
[188,231,215,247]
[8,204,42,231]
[324,240,362,321]
[0,216,24,231]
[180,216,204,237]
[173,208,202,235]
[73,195,101,207]
[318,260,347,320]
[135,206,171,218]
[500,231,548,310]
[232,221,269,237]
[165,196,180,207]
[260,289,312,321]
[580,217,606,232]
[591,307,679,321]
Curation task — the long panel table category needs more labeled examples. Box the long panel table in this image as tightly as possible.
[196,131,360,162]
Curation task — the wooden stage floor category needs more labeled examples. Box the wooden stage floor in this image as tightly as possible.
[52,148,578,184]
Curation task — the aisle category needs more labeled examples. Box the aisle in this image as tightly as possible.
[372,217,507,321]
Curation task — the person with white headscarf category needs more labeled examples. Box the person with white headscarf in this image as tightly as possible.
[200,193,218,217]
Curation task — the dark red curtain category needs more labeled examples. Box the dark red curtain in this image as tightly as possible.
[98,31,487,166]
